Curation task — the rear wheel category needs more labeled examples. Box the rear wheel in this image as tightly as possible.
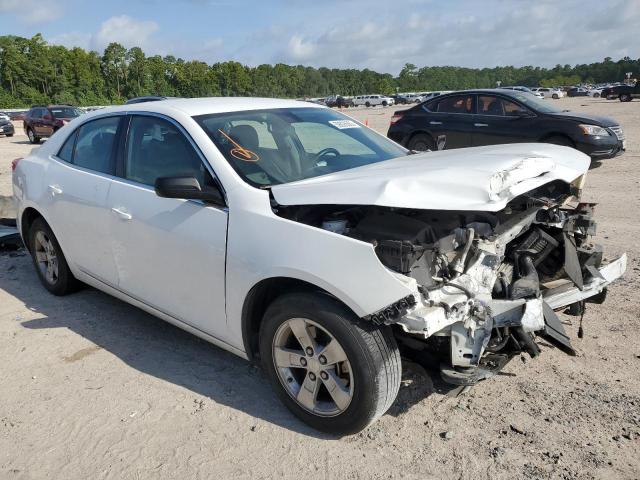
[6,133,13,137]
[593,92,600,98]
[620,94,631,102]
[407,133,435,152]
[259,292,401,435]
[552,94,559,99]
[382,101,388,107]
[27,128,40,144]
[28,217,79,295]
[365,101,371,107]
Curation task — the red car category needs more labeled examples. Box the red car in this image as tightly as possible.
[23,105,83,144]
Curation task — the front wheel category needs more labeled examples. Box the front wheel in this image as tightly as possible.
[620,94,631,102]
[365,102,371,107]
[259,292,401,435]
[543,135,574,148]
[552,94,559,99]
[382,101,388,107]
[593,92,600,98]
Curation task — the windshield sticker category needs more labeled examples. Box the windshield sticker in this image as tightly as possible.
[218,129,260,162]
[328,119,361,130]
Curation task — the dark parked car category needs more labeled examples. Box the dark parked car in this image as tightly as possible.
[387,89,625,160]
[567,87,589,97]
[324,95,354,108]
[605,82,639,102]
[0,112,15,137]
[23,105,83,144]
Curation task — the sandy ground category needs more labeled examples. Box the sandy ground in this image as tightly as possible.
[1,98,639,480]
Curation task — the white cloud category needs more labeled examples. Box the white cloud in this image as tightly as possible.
[91,15,159,51]
[233,0,640,73]
[0,0,61,24]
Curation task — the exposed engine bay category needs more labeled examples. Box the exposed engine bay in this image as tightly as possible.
[274,178,627,386]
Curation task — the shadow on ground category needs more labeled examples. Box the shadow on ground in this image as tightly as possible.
[1,250,444,437]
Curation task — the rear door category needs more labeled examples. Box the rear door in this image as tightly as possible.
[107,113,229,340]
[44,115,123,285]
[424,93,476,149]
[472,94,538,146]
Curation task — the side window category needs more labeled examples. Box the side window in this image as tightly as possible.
[503,100,528,116]
[436,95,475,114]
[57,130,77,162]
[73,117,119,174]
[478,96,504,116]
[125,115,210,187]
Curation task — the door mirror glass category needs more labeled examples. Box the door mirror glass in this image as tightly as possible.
[155,175,225,205]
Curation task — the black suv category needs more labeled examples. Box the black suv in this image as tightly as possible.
[23,105,83,144]
[387,89,625,160]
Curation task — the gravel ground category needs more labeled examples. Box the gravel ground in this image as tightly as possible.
[1,97,639,480]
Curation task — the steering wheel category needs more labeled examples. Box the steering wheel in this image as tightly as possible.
[315,147,340,162]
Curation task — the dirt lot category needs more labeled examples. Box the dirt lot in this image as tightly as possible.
[1,98,639,480]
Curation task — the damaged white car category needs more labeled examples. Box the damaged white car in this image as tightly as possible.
[13,98,626,435]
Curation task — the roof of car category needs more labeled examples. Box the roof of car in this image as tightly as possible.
[114,97,324,116]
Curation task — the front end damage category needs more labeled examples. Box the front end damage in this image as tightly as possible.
[275,177,626,387]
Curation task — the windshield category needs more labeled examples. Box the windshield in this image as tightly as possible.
[509,92,564,114]
[194,107,407,187]
[50,107,82,118]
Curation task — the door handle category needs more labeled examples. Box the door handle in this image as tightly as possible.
[111,207,132,221]
[474,123,489,127]
[429,121,443,125]
[48,184,63,195]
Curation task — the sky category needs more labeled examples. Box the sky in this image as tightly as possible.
[0,0,638,74]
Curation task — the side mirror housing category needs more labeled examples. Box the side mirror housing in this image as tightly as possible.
[155,176,225,205]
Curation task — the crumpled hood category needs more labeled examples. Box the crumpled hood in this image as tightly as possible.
[271,143,590,212]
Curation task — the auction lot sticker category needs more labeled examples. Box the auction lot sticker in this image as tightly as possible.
[329,119,361,129]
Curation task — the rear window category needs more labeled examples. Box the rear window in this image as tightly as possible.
[50,107,82,119]
[433,95,475,114]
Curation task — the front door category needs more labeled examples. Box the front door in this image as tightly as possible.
[107,114,229,341]
[472,95,538,146]
[427,93,476,149]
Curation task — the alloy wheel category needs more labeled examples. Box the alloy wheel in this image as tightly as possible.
[272,318,353,417]
[34,231,58,285]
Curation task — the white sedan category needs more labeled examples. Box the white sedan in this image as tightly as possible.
[12,98,626,434]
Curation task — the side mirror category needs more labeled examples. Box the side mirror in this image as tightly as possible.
[155,176,225,205]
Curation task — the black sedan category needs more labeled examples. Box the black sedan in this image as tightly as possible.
[387,89,625,160]
[0,114,15,137]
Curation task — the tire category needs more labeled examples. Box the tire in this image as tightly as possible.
[543,135,574,148]
[27,128,40,144]
[552,94,559,99]
[593,93,600,98]
[28,217,79,296]
[365,102,371,107]
[259,292,401,436]
[407,133,436,152]
[7,133,13,137]
[382,101,388,107]
[620,94,631,102]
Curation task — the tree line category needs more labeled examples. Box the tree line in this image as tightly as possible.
[1,34,638,108]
